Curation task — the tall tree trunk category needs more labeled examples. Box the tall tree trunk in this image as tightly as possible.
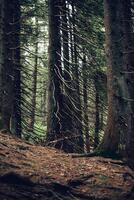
[28,17,38,134]
[94,74,100,149]
[62,0,70,86]
[0,0,21,136]
[61,0,73,132]
[47,0,63,146]
[1,1,14,131]
[0,0,4,129]
[71,2,84,153]
[101,0,129,155]
[121,0,134,164]
[82,55,90,153]
[11,0,21,137]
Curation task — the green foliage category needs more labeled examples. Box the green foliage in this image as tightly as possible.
[20,0,48,141]
[20,0,107,150]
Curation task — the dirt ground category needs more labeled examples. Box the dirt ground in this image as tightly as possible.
[0,132,134,200]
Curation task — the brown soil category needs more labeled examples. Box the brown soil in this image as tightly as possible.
[0,132,134,200]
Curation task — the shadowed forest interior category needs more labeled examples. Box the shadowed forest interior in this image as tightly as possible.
[0,0,134,199]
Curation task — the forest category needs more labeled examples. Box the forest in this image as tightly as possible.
[0,0,134,199]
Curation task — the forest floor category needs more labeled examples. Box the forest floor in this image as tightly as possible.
[0,132,134,200]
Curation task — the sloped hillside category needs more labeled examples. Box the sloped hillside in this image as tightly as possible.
[0,132,134,200]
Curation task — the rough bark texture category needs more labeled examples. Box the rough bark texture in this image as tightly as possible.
[1,0,14,131]
[62,0,70,85]
[121,0,134,164]
[71,2,84,153]
[47,0,63,146]
[47,0,84,153]
[82,55,90,153]
[61,0,73,135]
[101,0,129,155]
[94,75,100,149]
[11,0,21,137]
[0,0,21,136]
[0,0,4,129]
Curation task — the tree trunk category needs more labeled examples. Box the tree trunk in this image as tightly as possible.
[82,55,90,153]
[94,75,100,149]
[0,0,21,136]
[11,0,21,137]
[0,0,4,129]
[28,17,38,135]
[61,0,73,134]
[71,2,84,153]
[62,0,70,86]
[47,0,63,145]
[101,0,129,155]
[1,1,15,131]
[121,0,134,164]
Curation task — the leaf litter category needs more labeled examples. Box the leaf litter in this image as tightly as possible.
[0,132,134,200]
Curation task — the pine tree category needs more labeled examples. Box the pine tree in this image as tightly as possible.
[0,0,4,129]
[47,0,63,146]
[121,0,134,165]
[101,0,130,156]
[0,0,21,136]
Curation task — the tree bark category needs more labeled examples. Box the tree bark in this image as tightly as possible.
[0,0,4,129]
[71,2,84,153]
[47,0,63,145]
[62,0,70,86]
[101,0,129,155]
[11,0,21,137]
[61,0,73,134]
[82,55,90,153]
[1,1,14,131]
[0,0,21,136]
[121,0,134,164]
[28,16,38,135]
[94,74,100,149]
